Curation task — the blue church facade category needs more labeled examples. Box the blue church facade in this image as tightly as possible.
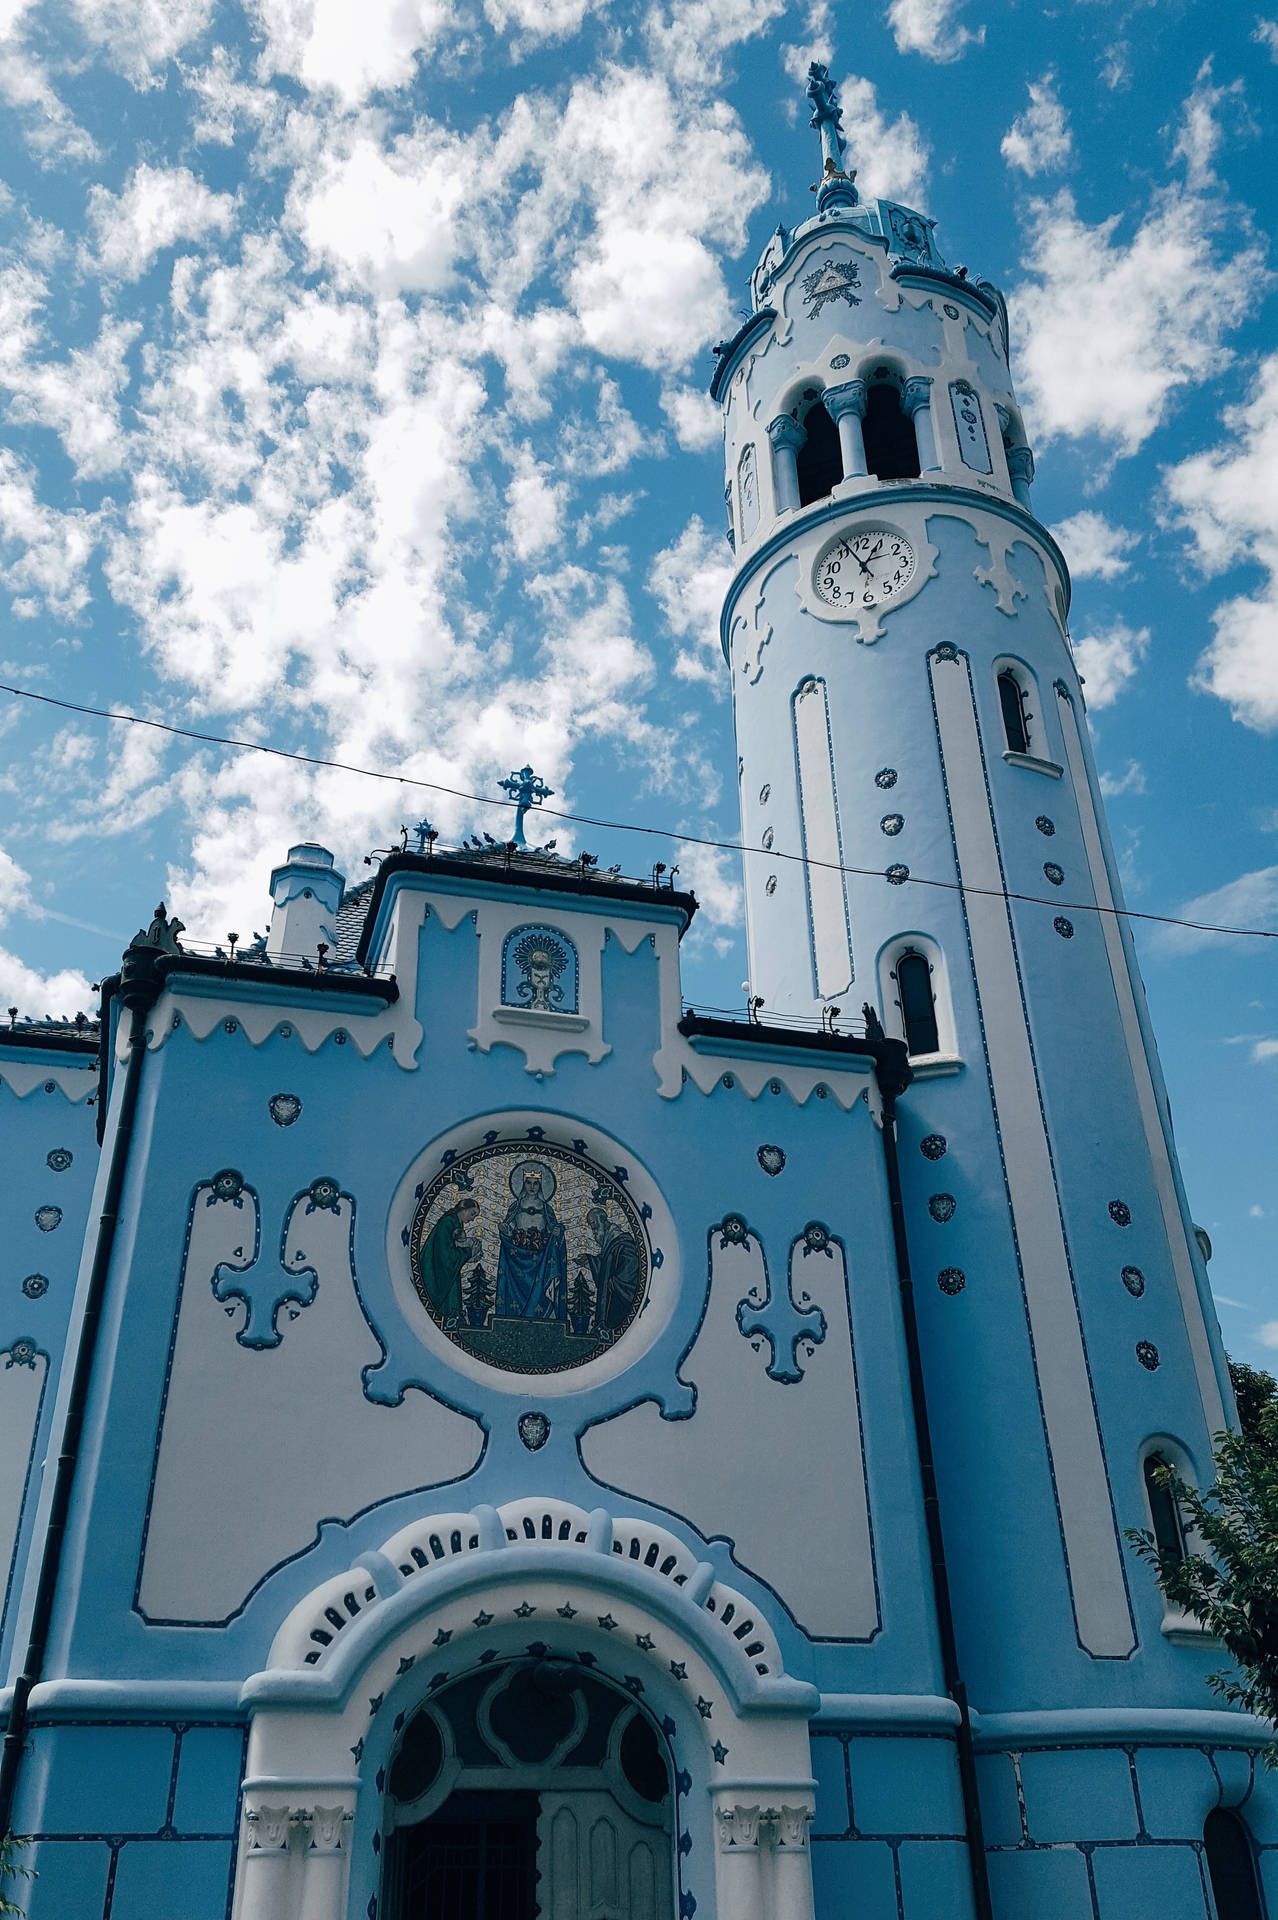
[0,66,1273,1920]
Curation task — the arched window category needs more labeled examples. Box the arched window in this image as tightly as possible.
[862,382,920,481]
[1142,1452,1185,1563]
[897,948,939,1057]
[795,401,842,506]
[998,668,1031,755]
[1203,1809,1263,1920]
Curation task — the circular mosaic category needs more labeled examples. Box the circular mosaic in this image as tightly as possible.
[409,1141,649,1376]
[929,1193,956,1223]
[1136,1341,1160,1372]
[920,1134,948,1160]
[21,1274,47,1299]
[1054,916,1075,939]
[874,768,898,789]
[1035,816,1056,837]
[1121,1266,1145,1297]
[1108,1199,1132,1227]
[765,875,778,895]
[885,863,910,885]
[45,1148,72,1172]
[269,1093,302,1127]
[937,1267,966,1296]
[34,1206,61,1233]
[881,814,905,836]
[1043,863,1064,886]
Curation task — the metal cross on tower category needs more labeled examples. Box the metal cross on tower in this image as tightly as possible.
[806,62,858,210]
[498,764,554,846]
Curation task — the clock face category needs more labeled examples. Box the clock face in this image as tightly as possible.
[814,526,917,611]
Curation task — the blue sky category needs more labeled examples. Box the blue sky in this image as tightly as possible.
[0,0,1275,1364]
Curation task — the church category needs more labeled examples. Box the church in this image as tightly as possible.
[0,65,1272,1920]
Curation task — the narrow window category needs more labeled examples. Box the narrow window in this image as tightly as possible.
[862,384,920,481]
[897,949,939,1056]
[796,402,842,506]
[1142,1453,1185,1563]
[1204,1810,1263,1920]
[998,669,1031,755]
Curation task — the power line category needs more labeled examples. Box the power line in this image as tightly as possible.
[3,679,1273,944]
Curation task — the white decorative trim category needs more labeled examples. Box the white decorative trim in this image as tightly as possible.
[1002,750,1062,779]
[0,1058,95,1100]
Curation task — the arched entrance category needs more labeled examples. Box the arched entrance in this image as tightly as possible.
[231,1496,819,1920]
[382,1659,673,1918]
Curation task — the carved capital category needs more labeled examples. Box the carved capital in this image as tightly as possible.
[244,1804,293,1852]
[717,1802,763,1850]
[1005,444,1035,483]
[900,376,934,417]
[308,1805,353,1853]
[767,414,806,453]
[773,1805,813,1850]
[822,378,868,421]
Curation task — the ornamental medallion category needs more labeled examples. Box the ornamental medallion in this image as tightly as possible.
[409,1140,649,1375]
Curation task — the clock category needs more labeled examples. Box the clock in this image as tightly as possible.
[813,525,917,610]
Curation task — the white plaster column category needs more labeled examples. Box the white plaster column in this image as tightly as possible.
[237,1805,300,1920]
[901,376,940,473]
[297,1806,355,1920]
[768,1805,816,1920]
[767,416,805,514]
[823,380,868,478]
[1005,443,1035,510]
[715,1801,767,1920]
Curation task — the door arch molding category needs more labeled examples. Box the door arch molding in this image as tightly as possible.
[231,1497,819,1920]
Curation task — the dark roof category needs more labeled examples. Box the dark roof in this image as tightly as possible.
[353,848,697,968]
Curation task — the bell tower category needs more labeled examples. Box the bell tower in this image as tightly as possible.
[712,66,1234,1700]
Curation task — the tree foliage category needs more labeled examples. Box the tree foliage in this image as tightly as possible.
[1128,1360,1278,1759]
[0,1834,31,1916]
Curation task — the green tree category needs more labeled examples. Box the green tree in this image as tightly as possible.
[1128,1360,1278,1760]
[0,1833,31,1916]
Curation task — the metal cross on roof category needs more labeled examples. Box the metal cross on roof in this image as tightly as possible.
[498,764,554,847]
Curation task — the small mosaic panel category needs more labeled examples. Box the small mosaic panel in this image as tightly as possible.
[928,1193,956,1222]
[937,1268,966,1295]
[501,925,579,1015]
[880,814,905,836]
[1043,863,1064,886]
[885,864,910,885]
[1121,1266,1146,1297]
[45,1148,72,1171]
[1136,1341,1160,1371]
[1108,1200,1132,1227]
[1054,916,1075,939]
[1035,816,1056,836]
[874,768,898,789]
[920,1134,948,1160]
[410,1140,648,1376]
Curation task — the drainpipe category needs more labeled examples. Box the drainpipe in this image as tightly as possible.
[875,1043,994,1920]
[0,934,162,1839]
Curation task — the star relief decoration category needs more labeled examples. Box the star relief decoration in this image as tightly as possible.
[800,257,862,318]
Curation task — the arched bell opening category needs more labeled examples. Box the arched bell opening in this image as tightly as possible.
[795,401,843,507]
[862,380,920,481]
[381,1658,674,1919]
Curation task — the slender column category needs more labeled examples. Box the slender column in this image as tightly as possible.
[715,1801,766,1920]
[237,1805,299,1920]
[1006,443,1035,509]
[769,1806,816,1920]
[767,416,805,513]
[823,380,868,478]
[901,376,939,473]
[297,1806,355,1920]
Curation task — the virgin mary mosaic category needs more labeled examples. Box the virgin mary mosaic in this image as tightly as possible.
[409,1140,649,1375]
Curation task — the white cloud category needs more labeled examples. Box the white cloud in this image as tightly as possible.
[1258,1320,1278,1349]
[505,445,566,560]
[1072,621,1149,708]
[289,126,471,296]
[1256,18,1278,58]
[88,164,236,280]
[660,384,721,453]
[249,0,453,107]
[1051,510,1135,581]
[673,836,741,929]
[644,0,787,85]
[1099,760,1146,798]
[1171,60,1242,190]
[70,0,216,87]
[837,74,930,206]
[486,0,604,36]
[0,452,96,617]
[647,516,734,683]
[1166,355,1278,733]
[0,2,100,161]
[1159,865,1278,954]
[1009,188,1266,454]
[0,844,92,1015]
[885,0,982,62]
[1255,1039,1278,1063]
[1001,72,1071,177]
